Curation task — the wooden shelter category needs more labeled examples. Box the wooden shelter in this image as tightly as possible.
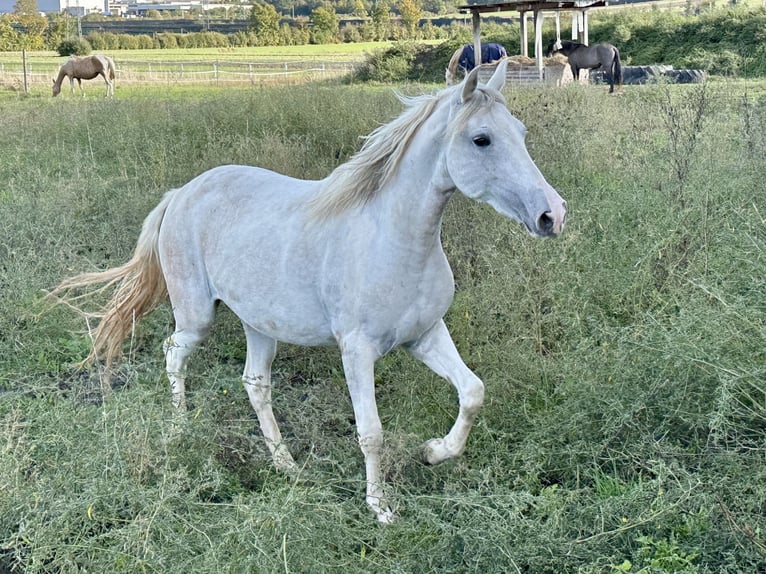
[457,0,607,80]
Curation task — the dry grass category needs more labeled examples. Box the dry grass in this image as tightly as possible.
[1,79,765,573]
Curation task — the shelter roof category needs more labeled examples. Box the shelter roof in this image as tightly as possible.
[458,0,607,13]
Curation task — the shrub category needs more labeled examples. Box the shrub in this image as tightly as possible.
[56,37,92,56]
[86,31,120,51]
[135,34,155,50]
[354,41,419,82]
[155,32,178,49]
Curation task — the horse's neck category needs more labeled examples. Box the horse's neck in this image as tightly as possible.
[374,101,454,242]
[53,68,69,89]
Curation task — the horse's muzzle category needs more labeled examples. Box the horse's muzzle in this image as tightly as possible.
[535,200,567,237]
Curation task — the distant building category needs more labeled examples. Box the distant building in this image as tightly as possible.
[0,0,107,15]
[0,0,239,14]
[125,2,233,16]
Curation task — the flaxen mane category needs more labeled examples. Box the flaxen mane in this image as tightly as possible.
[309,83,504,219]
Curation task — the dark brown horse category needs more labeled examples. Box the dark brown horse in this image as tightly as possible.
[547,40,622,93]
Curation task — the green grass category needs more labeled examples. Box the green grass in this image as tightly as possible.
[0,43,400,68]
[1,79,765,572]
[0,44,399,96]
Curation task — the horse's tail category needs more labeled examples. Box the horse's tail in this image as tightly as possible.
[612,47,623,87]
[50,190,176,368]
[446,46,462,85]
[108,57,116,80]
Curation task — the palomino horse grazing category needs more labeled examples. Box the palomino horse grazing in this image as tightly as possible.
[445,43,507,85]
[52,55,116,97]
[51,62,566,523]
[547,40,623,93]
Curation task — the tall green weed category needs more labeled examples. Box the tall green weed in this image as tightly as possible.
[1,81,765,572]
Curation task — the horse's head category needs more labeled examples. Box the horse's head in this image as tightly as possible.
[546,39,563,57]
[52,78,61,97]
[444,62,566,237]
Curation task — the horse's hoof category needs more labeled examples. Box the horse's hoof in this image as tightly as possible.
[421,438,450,465]
[376,508,395,525]
[272,447,299,475]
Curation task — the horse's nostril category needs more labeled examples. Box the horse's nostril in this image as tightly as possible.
[537,212,554,235]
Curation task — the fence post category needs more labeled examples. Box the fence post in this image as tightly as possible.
[22,49,28,95]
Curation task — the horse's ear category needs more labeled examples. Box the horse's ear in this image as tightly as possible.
[486,58,508,92]
[461,66,481,102]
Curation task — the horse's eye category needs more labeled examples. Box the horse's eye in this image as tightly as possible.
[473,135,491,147]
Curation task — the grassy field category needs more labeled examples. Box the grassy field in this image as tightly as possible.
[1,77,765,573]
[0,44,398,93]
[0,43,394,66]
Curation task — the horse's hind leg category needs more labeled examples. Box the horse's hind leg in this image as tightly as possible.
[406,320,485,465]
[163,292,216,411]
[241,324,297,473]
[101,73,113,97]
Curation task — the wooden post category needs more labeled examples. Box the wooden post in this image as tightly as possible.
[582,9,589,45]
[22,49,28,95]
[472,10,482,66]
[571,12,578,40]
[555,11,561,45]
[534,9,544,80]
[520,11,528,57]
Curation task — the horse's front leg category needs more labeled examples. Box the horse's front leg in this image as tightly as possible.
[571,65,580,84]
[100,72,112,98]
[340,335,393,524]
[406,319,485,465]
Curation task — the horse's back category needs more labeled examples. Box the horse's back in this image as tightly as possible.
[483,43,506,62]
[162,165,317,241]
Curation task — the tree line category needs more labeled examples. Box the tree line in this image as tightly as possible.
[4,0,766,80]
[1,0,458,51]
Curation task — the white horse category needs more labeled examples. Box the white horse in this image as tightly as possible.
[51,61,566,524]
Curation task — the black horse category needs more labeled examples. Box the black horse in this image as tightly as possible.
[547,40,623,93]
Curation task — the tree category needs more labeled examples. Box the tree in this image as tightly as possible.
[310,5,338,44]
[371,0,391,41]
[352,0,367,17]
[249,2,281,45]
[399,0,421,37]
[13,0,37,16]
[0,18,19,51]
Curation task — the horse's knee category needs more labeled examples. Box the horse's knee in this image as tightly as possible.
[461,375,485,417]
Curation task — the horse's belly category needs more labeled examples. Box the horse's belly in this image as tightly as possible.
[224,290,335,346]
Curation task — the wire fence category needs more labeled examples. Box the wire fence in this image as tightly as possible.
[0,59,360,90]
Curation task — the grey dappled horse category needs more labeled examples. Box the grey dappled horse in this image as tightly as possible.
[548,40,622,93]
[52,62,566,523]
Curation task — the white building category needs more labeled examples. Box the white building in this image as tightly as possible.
[0,0,107,15]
